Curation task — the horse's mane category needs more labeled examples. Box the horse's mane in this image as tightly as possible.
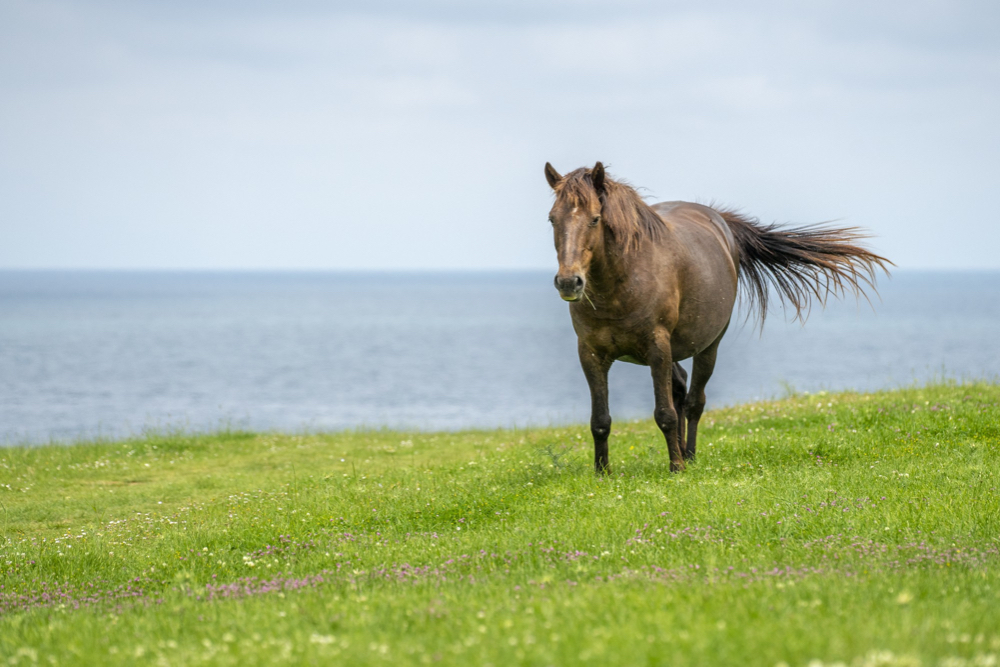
[555,168,666,254]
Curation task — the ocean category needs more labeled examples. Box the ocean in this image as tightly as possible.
[1,270,998,444]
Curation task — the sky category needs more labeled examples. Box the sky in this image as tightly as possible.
[1,0,998,270]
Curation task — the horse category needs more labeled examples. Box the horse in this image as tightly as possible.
[544,161,890,474]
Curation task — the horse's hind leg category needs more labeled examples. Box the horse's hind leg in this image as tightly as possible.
[649,336,685,472]
[685,332,724,460]
[672,363,688,456]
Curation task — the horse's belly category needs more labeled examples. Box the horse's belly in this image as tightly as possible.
[673,282,737,358]
[671,309,733,360]
[669,338,707,362]
[617,354,647,366]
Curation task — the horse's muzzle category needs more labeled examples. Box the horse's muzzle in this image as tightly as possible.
[554,274,585,301]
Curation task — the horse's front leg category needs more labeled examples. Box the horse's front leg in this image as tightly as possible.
[578,341,613,474]
[650,337,685,472]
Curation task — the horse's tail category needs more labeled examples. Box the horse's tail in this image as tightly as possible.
[717,208,893,325]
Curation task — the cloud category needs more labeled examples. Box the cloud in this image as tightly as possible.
[1,0,998,268]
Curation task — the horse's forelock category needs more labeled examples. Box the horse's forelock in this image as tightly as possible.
[554,169,600,209]
[555,168,664,254]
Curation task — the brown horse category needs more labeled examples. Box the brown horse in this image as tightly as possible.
[544,162,890,473]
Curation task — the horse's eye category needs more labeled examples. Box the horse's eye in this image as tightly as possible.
[590,215,601,226]
[548,215,555,225]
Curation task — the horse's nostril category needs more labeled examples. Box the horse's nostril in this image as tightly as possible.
[555,274,584,293]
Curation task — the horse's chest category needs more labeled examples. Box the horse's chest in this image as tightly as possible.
[608,327,650,362]
[578,320,651,363]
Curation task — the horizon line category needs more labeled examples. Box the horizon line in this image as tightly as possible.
[1,266,998,274]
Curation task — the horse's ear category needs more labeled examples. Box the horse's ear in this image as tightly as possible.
[544,162,562,189]
[591,162,606,193]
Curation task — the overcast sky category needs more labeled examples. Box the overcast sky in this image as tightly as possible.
[1,0,998,270]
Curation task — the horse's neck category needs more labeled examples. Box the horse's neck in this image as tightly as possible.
[587,234,644,303]
[588,208,677,307]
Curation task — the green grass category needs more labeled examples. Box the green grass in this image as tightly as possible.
[2,382,999,666]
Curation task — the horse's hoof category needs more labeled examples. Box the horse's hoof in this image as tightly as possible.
[670,460,686,473]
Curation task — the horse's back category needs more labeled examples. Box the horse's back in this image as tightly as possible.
[652,201,739,264]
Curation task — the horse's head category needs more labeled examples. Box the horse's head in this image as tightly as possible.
[544,161,606,302]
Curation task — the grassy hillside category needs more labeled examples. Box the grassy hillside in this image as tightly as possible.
[2,383,999,666]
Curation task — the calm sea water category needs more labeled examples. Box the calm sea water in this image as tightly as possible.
[1,270,998,444]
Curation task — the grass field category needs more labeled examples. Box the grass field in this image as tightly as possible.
[1,382,999,666]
